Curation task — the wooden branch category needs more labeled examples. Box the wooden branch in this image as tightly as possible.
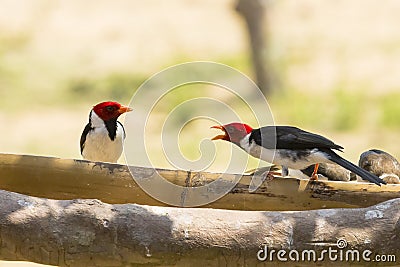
[1,154,399,211]
[0,190,399,266]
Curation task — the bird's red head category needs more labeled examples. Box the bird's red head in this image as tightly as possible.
[211,122,253,144]
[92,101,133,121]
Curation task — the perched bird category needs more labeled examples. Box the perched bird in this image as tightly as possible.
[356,149,400,184]
[80,101,132,162]
[211,123,386,186]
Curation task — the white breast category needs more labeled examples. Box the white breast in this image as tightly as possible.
[82,113,125,163]
[240,134,276,162]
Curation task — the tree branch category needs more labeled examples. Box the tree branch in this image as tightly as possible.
[0,190,399,266]
[1,154,400,211]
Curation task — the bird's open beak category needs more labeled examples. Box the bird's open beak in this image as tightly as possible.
[118,105,133,114]
[211,125,228,141]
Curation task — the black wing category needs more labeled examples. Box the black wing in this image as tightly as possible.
[250,126,344,151]
[80,123,93,154]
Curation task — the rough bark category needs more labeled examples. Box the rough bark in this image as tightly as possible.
[0,190,399,266]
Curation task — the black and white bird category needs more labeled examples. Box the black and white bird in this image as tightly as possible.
[211,123,386,186]
[80,101,132,163]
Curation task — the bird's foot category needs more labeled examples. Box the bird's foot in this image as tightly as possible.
[309,163,319,181]
[264,171,281,181]
[246,165,281,176]
[310,173,319,181]
[248,170,279,192]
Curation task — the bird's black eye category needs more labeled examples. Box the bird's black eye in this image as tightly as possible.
[106,106,115,112]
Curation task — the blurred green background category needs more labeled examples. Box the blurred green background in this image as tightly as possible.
[1,0,400,167]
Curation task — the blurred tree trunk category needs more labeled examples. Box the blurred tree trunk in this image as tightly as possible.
[236,0,271,95]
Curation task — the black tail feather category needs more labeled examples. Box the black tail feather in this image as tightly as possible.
[327,151,386,186]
